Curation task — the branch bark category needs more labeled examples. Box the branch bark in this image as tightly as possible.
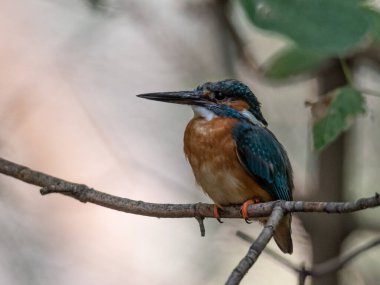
[307,238,380,278]
[226,205,284,285]
[1,156,380,285]
[237,231,380,285]
[1,157,380,219]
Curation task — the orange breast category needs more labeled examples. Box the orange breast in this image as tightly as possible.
[183,117,272,206]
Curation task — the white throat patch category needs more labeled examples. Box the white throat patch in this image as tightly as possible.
[240,109,265,127]
[191,106,264,126]
[192,106,217,121]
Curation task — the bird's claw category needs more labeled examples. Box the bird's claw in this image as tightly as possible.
[241,198,261,223]
[213,204,223,223]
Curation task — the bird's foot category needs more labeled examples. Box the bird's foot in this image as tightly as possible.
[213,204,223,223]
[241,198,261,224]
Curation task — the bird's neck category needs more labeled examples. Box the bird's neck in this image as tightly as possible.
[191,106,217,121]
[191,105,265,127]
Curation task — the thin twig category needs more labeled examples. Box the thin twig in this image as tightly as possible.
[226,205,284,285]
[309,237,380,276]
[237,230,380,283]
[195,216,206,237]
[236,230,300,272]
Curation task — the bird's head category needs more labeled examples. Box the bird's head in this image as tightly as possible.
[137,79,268,126]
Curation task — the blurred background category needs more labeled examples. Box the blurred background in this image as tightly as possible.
[1,0,380,284]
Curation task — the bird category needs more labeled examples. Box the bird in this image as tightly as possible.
[137,79,294,254]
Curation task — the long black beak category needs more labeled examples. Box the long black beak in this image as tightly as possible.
[137,91,206,106]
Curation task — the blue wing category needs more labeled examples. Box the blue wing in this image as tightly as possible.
[232,122,293,201]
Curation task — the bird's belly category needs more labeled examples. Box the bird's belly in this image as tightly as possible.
[184,117,271,206]
[194,161,254,205]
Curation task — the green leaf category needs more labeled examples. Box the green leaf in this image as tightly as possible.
[367,8,380,42]
[264,47,326,80]
[239,0,371,56]
[313,86,366,151]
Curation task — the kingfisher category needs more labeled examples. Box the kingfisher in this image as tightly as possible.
[137,79,293,254]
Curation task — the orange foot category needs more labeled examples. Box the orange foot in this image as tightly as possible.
[241,197,261,224]
[213,204,223,223]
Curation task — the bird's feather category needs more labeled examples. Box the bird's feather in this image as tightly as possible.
[232,122,293,201]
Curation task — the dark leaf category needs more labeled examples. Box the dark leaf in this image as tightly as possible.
[264,47,326,79]
[313,86,365,150]
[367,8,380,42]
[239,0,371,56]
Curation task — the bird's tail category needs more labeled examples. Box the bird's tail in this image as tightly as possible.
[273,213,293,254]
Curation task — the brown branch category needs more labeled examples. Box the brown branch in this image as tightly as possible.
[237,231,380,285]
[298,238,380,284]
[1,157,380,221]
[236,230,300,272]
[308,237,380,277]
[226,205,284,285]
[195,216,206,236]
[1,156,380,285]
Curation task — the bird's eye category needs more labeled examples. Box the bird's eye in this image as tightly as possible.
[214,91,225,100]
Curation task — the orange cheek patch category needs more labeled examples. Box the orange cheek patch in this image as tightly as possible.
[227,100,250,111]
[202,90,212,100]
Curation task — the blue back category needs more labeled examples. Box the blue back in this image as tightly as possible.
[232,122,293,201]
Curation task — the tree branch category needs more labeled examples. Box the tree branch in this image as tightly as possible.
[226,205,284,285]
[236,230,300,272]
[1,156,380,285]
[237,231,380,285]
[307,237,380,277]
[1,157,380,220]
